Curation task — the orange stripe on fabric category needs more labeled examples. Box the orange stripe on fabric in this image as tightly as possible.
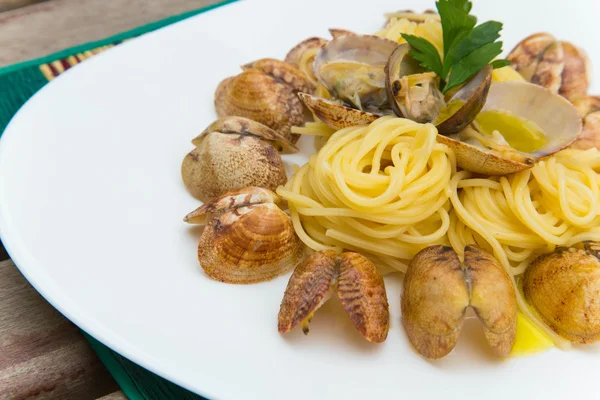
[39,64,55,81]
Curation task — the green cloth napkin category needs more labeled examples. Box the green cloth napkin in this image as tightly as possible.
[0,1,238,398]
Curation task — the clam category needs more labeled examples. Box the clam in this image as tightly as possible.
[285,37,328,84]
[523,242,600,344]
[298,92,380,129]
[181,117,289,202]
[184,187,305,284]
[215,59,315,142]
[385,44,492,133]
[278,250,389,343]
[439,81,582,175]
[402,245,517,359]
[507,33,591,101]
[571,96,600,150]
[313,34,399,112]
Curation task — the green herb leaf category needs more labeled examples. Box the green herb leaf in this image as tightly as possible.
[491,59,511,69]
[401,34,444,76]
[401,0,508,94]
[450,21,503,64]
[436,0,477,58]
[444,42,503,93]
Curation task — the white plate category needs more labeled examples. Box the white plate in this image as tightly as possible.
[1,0,600,398]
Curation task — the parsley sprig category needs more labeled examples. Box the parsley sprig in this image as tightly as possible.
[401,0,510,94]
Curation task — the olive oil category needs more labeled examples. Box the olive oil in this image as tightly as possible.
[434,99,465,124]
[475,110,547,153]
[510,312,554,356]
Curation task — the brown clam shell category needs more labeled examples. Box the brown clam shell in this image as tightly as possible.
[402,246,470,359]
[181,131,287,202]
[464,245,517,357]
[193,116,298,154]
[338,252,389,343]
[278,250,389,342]
[523,244,600,344]
[571,96,600,150]
[278,250,338,334]
[242,58,315,94]
[508,33,591,102]
[530,41,564,94]
[436,135,534,175]
[298,92,380,129]
[284,37,328,84]
[198,202,305,284]
[214,69,305,143]
[436,65,492,134]
[184,187,284,224]
[507,33,556,81]
[560,42,591,101]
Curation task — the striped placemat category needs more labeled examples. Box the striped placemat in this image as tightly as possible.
[0,1,237,398]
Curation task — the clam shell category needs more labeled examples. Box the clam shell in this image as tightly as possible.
[214,69,305,142]
[482,81,582,157]
[523,244,600,344]
[436,135,534,175]
[530,41,564,94]
[572,95,600,117]
[507,33,556,81]
[560,41,591,101]
[572,111,600,150]
[198,202,305,284]
[402,245,470,359]
[184,187,284,225]
[193,116,298,154]
[285,37,328,66]
[436,65,492,134]
[314,34,398,110]
[384,43,428,118]
[464,245,517,357]
[278,250,338,334]
[298,92,380,129]
[285,37,328,84]
[338,252,389,343]
[181,131,287,202]
[242,58,315,94]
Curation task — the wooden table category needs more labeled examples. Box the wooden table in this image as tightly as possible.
[0,0,219,398]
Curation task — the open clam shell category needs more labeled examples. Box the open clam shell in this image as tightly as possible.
[338,252,389,343]
[571,96,600,150]
[313,34,398,111]
[298,92,380,129]
[278,250,389,342]
[278,250,338,334]
[481,81,582,157]
[440,81,582,175]
[436,65,493,134]
[403,245,518,359]
[523,243,600,344]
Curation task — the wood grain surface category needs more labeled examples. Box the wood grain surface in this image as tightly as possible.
[0,0,222,398]
[0,0,219,67]
[0,259,119,399]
